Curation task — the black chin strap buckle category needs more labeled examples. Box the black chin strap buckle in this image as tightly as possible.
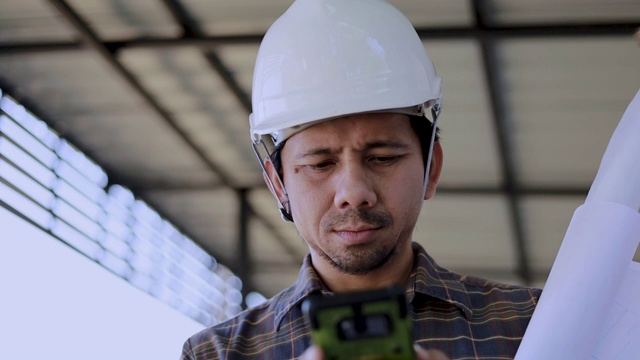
[280,207,294,222]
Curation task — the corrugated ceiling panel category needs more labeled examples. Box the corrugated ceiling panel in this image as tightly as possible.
[216,45,259,99]
[118,47,262,187]
[425,40,502,187]
[0,0,76,43]
[183,0,473,35]
[145,188,239,267]
[181,0,293,35]
[501,38,640,188]
[389,0,473,27]
[249,218,302,268]
[251,267,301,298]
[65,0,180,40]
[489,0,640,25]
[248,188,309,256]
[51,112,220,186]
[247,189,306,296]
[0,50,219,186]
[414,193,516,273]
[523,196,585,274]
[248,213,306,298]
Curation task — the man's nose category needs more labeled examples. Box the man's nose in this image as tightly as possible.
[333,162,377,210]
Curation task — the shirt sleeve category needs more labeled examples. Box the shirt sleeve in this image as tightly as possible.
[180,334,222,360]
[179,338,195,360]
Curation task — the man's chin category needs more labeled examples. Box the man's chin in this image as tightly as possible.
[327,247,396,276]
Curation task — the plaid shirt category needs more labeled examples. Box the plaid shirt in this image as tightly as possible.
[181,243,541,360]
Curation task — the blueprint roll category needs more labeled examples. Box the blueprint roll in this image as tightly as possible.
[586,89,640,211]
[514,201,640,360]
[515,89,640,359]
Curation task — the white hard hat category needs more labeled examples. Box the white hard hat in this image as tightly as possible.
[249,0,442,145]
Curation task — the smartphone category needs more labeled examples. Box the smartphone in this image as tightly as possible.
[302,286,415,360]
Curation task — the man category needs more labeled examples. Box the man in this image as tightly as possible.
[181,0,541,359]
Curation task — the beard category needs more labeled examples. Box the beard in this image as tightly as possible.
[305,208,396,275]
[325,242,396,275]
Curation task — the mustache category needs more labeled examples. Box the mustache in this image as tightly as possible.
[322,208,393,230]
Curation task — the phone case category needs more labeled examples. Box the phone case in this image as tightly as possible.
[302,286,415,360]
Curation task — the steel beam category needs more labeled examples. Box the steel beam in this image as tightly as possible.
[472,0,533,284]
[159,0,251,112]
[237,188,252,305]
[46,0,237,185]
[119,181,590,197]
[2,22,637,55]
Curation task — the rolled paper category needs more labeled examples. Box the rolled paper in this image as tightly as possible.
[516,89,640,359]
[591,262,640,358]
[586,89,640,211]
[514,202,640,360]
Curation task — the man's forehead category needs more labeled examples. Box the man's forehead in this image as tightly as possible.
[283,114,416,154]
[293,113,411,137]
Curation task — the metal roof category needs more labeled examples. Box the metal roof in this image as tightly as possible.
[1,0,639,298]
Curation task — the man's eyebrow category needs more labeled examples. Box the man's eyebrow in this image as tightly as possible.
[296,141,409,159]
[363,141,409,151]
[296,147,335,160]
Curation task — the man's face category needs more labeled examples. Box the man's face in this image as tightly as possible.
[277,113,432,275]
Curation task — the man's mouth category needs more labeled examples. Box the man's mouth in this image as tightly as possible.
[334,226,382,245]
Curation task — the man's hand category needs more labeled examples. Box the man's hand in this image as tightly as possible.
[300,344,450,360]
[413,345,450,360]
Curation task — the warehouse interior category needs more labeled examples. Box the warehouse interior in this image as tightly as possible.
[1,0,640,309]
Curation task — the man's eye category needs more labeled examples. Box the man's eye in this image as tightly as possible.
[370,156,399,164]
[308,161,334,170]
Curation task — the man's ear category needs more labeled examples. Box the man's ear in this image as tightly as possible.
[263,158,288,206]
[424,141,443,200]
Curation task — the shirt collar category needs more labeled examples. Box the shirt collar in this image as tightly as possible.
[273,242,473,329]
[274,255,327,330]
[406,242,473,320]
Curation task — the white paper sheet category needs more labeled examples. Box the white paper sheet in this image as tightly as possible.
[586,89,640,210]
[591,262,640,359]
[515,202,640,360]
[515,89,640,359]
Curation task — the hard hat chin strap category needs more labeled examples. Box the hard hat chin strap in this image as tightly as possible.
[279,206,294,222]
[252,140,294,222]
[421,104,441,202]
